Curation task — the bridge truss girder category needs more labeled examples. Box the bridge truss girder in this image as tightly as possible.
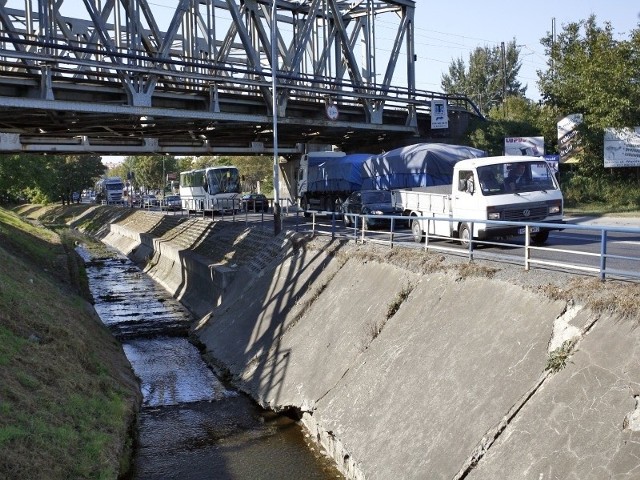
[0,0,475,155]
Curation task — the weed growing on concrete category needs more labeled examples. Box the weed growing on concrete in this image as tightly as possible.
[456,261,497,280]
[386,283,413,320]
[546,339,577,373]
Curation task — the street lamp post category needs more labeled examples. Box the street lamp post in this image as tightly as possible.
[271,1,281,235]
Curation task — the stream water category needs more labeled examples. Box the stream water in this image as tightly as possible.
[77,246,342,480]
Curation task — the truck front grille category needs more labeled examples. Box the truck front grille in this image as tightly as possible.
[502,204,549,221]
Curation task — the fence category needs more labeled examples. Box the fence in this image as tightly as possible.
[297,211,640,282]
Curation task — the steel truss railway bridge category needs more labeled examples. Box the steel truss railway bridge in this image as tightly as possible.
[0,0,481,158]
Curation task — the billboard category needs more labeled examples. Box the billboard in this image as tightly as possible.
[604,127,640,167]
[558,113,583,163]
[504,136,544,156]
[430,99,448,129]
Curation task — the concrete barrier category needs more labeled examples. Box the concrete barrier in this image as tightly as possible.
[98,210,640,480]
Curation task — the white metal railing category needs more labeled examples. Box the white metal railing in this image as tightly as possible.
[297,211,640,282]
[151,204,640,282]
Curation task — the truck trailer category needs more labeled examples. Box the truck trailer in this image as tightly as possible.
[297,143,486,215]
[394,156,563,245]
[297,151,371,213]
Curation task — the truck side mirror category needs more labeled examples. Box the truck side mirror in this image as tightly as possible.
[467,179,475,194]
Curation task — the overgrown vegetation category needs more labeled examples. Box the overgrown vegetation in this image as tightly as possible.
[0,206,139,479]
[535,278,640,324]
[546,339,578,373]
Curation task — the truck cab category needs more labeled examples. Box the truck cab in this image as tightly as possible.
[396,156,563,245]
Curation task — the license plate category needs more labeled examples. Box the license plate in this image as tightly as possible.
[518,226,539,235]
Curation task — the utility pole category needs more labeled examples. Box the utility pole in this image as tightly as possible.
[501,41,507,118]
[271,0,281,235]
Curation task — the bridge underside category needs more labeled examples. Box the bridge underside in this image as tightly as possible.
[0,0,479,157]
[0,76,428,156]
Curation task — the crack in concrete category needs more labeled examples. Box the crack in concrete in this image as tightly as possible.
[455,303,604,479]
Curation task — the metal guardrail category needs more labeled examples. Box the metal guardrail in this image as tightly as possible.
[297,211,640,282]
[146,203,639,282]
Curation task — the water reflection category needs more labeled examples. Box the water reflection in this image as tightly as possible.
[77,246,342,480]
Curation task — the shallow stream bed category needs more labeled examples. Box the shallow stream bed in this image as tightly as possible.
[77,246,342,480]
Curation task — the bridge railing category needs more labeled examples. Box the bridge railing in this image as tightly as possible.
[295,212,640,282]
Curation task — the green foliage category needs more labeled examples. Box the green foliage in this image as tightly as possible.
[546,339,577,373]
[441,39,527,115]
[464,98,542,156]
[0,154,105,204]
[0,206,137,479]
[538,16,640,179]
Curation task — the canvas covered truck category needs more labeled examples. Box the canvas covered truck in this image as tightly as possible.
[394,155,563,245]
[297,151,372,214]
[297,143,486,215]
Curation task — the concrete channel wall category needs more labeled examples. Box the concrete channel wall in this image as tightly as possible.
[95,210,640,480]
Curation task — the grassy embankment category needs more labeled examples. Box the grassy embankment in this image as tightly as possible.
[0,204,140,480]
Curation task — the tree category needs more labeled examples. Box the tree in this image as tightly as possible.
[124,155,178,193]
[58,155,106,203]
[538,16,640,178]
[0,153,105,204]
[441,39,527,115]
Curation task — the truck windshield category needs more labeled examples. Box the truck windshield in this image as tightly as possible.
[477,161,558,196]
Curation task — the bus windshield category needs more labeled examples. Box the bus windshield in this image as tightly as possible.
[206,167,240,195]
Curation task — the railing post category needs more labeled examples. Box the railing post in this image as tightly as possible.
[312,212,316,235]
[331,211,336,239]
[468,221,474,261]
[390,218,395,248]
[352,216,358,242]
[425,218,430,251]
[599,230,608,281]
[524,225,531,270]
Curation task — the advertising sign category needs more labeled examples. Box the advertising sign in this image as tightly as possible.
[504,136,544,156]
[557,113,583,163]
[430,99,448,129]
[604,127,640,167]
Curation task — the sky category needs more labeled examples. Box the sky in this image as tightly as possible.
[410,1,640,101]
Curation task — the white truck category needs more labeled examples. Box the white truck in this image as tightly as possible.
[95,176,125,204]
[394,156,563,245]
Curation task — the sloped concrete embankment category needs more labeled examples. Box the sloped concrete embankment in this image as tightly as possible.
[99,211,640,480]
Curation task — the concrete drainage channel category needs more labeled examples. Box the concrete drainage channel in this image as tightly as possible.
[76,245,343,479]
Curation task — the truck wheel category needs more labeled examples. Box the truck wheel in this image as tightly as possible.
[532,230,549,245]
[411,219,423,243]
[458,223,471,247]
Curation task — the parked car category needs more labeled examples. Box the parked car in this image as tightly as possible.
[161,194,182,211]
[242,193,269,213]
[141,194,159,208]
[341,189,406,229]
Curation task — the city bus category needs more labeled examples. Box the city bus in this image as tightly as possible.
[179,166,241,213]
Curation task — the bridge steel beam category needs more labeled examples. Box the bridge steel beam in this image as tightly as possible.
[0,0,478,155]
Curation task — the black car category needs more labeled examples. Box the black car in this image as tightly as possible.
[242,193,269,213]
[341,190,406,229]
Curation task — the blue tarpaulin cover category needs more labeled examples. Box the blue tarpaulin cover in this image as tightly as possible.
[306,153,372,193]
[360,143,487,190]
